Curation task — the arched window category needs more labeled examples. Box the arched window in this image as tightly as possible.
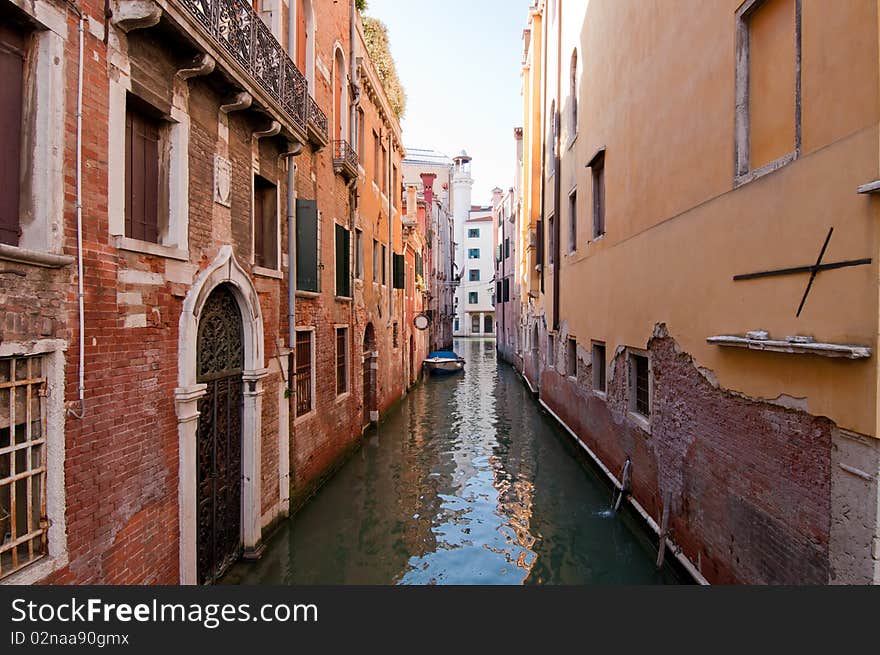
[570,49,578,135]
[333,48,347,140]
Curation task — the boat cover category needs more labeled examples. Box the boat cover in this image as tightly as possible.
[426,351,460,360]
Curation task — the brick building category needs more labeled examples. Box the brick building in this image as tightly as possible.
[0,0,436,585]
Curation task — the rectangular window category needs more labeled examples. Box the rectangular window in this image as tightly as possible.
[568,189,577,253]
[537,217,544,291]
[0,355,48,579]
[468,228,480,238]
[253,175,278,269]
[496,281,502,302]
[454,318,460,332]
[468,292,478,304]
[471,314,481,333]
[548,214,556,267]
[592,342,606,393]
[392,253,405,289]
[295,330,313,417]
[381,144,388,194]
[469,270,480,282]
[590,150,605,239]
[357,108,365,155]
[735,0,801,182]
[392,322,399,349]
[393,165,399,208]
[355,229,363,279]
[503,277,510,302]
[629,352,650,418]
[381,244,387,285]
[372,238,379,282]
[548,334,556,368]
[0,22,26,246]
[567,338,577,377]
[335,223,351,297]
[125,101,161,244]
[505,237,510,259]
[296,199,319,292]
[373,130,380,186]
[336,327,349,395]
[468,248,480,259]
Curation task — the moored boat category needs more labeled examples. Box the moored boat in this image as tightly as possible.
[423,351,465,375]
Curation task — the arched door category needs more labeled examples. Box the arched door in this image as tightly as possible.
[196,284,244,584]
[362,324,376,428]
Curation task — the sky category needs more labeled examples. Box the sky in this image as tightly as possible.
[365,0,532,205]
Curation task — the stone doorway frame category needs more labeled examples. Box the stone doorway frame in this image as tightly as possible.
[174,246,268,584]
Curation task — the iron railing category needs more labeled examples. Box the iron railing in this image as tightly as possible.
[179,0,308,134]
[307,95,328,142]
[332,140,359,176]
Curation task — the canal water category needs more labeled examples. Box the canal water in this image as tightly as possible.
[224,338,682,585]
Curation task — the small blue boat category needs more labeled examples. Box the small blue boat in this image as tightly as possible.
[423,350,465,375]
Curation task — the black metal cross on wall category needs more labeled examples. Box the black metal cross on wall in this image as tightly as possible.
[733,227,872,317]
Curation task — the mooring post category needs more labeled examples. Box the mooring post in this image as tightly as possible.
[656,491,671,570]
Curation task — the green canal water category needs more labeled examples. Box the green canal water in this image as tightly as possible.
[223,338,682,585]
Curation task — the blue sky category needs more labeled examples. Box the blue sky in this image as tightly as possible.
[366,0,531,205]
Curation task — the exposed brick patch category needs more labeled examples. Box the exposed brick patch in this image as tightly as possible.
[539,323,833,584]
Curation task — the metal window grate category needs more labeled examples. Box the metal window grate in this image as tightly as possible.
[0,355,48,580]
[632,353,650,417]
[295,332,312,417]
[336,328,348,396]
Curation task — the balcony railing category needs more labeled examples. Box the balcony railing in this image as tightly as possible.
[332,140,359,181]
[179,0,308,135]
[307,95,328,147]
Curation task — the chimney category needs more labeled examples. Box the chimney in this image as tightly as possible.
[420,173,437,208]
[491,186,504,207]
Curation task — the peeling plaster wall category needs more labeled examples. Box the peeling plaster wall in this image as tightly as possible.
[536,322,879,584]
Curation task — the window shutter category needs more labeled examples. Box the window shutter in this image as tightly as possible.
[0,24,25,246]
[253,180,265,267]
[335,223,350,297]
[125,105,160,244]
[296,199,319,292]
[393,253,405,289]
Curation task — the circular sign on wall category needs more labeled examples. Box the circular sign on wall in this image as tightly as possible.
[413,314,430,331]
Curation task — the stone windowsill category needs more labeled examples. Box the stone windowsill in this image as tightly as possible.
[707,335,872,359]
[335,295,353,303]
[627,410,652,434]
[114,236,188,261]
[0,243,74,268]
[857,180,880,194]
[253,265,283,280]
[295,290,321,299]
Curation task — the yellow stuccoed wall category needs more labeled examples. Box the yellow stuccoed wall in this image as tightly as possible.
[547,0,880,437]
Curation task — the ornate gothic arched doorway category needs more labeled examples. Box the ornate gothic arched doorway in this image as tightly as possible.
[362,323,377,428]
[196,284,244,584]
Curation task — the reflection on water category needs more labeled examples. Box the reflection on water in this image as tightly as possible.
[223,338,681,585]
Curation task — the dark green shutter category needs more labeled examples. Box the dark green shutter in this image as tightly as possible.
[296,199,319,292]
[393,253,405,289]
[335,224,351,297]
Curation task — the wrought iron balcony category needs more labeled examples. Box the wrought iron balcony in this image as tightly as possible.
[332,140,359,181]
[307,96,328,148]
[178,0,308,136]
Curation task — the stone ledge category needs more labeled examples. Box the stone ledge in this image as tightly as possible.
[114,236,188,261]
[0,243,74,268]
[857,179,880,194]
[707,335,871,359]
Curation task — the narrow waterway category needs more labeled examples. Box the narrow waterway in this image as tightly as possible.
[224,338,682,585]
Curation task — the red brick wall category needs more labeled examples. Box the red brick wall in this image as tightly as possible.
[539,323,832,584]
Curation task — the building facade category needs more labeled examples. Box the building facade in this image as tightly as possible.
[452,152,496,338]
[0,0,414,584]
[519,0,880,584]
[495,128,524,368]
[402,148,456,351]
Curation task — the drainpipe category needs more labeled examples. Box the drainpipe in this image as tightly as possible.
[286,2,302,361]
[69,9,86,419]
[388,131,394,322]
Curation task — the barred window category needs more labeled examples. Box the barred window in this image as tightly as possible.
[1,355,47,580]
[336,328,349,396]
[295,331,313,417]
[629,352,650,418]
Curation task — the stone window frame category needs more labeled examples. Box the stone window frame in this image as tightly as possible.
[335,325,350,399]
[566,337,577,379]
[626,347,652,432]
[734,0,802,188]
[0,1,71,269]
[108,77,189,261]
[293,327,316,424]
[0,340,68,585]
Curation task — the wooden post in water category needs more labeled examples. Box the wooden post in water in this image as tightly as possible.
[656,491,671,570]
